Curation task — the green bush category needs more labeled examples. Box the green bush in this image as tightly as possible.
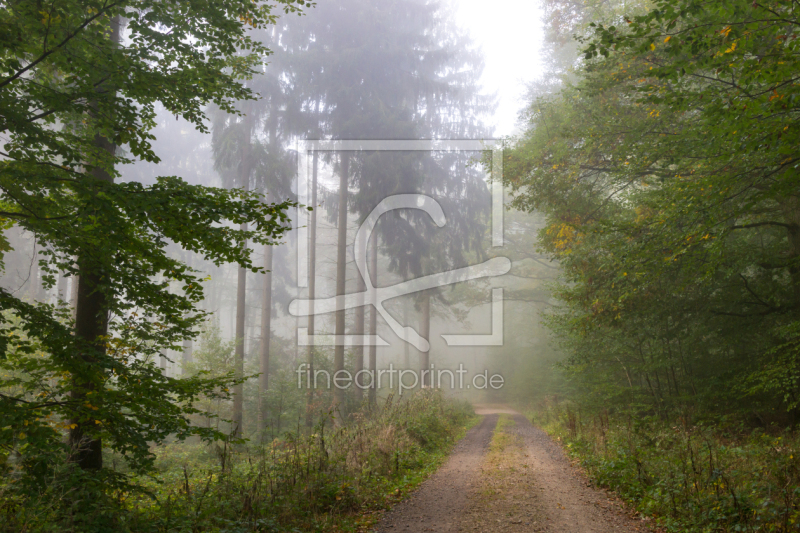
[535,402,800,532]
[1,390,476,533]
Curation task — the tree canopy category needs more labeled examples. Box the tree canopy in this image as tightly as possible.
[505,0,800,417]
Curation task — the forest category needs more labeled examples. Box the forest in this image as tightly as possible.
[1,0,799,532]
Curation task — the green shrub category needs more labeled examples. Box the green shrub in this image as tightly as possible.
[1,390,476,532]
[534,402,800,532]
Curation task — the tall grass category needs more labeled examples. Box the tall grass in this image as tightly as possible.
[2,390,476,533]
[532,399,800,532]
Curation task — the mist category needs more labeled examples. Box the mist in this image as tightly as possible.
[5,0,798,530]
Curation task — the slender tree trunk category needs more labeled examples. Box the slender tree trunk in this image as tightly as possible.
[182,252,193,374]
[332,153,349,419]
[368,229,378,405]
[353,228,366,403]
[70,271,80,321]
[28,242,39,302]
[233,224,248,437]
[306,150,319,428]
[56,270,68,303]
[419,290,430,387]
[403,299,410,369]
[69,14,121,471]
[232,127,252,438]
[259,243,273,431]
[182,338,193,370]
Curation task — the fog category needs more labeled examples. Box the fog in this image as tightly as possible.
[1,0,559,436]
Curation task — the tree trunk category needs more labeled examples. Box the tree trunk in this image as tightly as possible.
[403,298,410,369]
[69,14,121,471]
[28,242,39,302]
[56,269,68,303]
[332,153,349,420]
[233,226,248,437]
[232,126,252,438]
[259,243,273,431]
[182,339,193,372]
[71,242,110,469]
[368,228,378,405]
[182,252,193,374]
[306,150,319,428]
[353,227,366,403]
[70,271,80,321]
[419,290,430,387]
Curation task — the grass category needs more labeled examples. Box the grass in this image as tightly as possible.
[1,390,478,533]
[530,401,800,532]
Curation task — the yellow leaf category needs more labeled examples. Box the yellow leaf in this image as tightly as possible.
[664,36,671,43]
[650,43,656,51]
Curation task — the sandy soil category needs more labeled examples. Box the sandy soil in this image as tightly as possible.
[372,407,653,533]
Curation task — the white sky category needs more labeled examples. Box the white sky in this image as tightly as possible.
[453,0,545,137]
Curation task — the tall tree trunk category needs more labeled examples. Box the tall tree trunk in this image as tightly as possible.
[419,290,430,387]
[233,227,248,437]
[182,252,193,374]
[259,243,273,431]
[403,298,410,369]
[368,229,378,405]
[353,227,366,402]
[71,241,110,469]
[182,338,193,372]
[305,150,319,428]
[70,271,80,321]
[56,269,68,303]
[332,153,349,419]
[232,124,252,438]
[28,241,39,302]
[69,14,121,471]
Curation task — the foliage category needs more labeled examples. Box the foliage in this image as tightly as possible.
[0,0,308,521]
[504,0,800,420]
[1,391,476,532]
[537,401,800,532]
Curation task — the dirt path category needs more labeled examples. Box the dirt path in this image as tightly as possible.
[373,407,652,533]
[374,413,498,532]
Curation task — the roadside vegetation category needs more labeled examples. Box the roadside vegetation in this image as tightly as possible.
[2,390,475,533]
[534,401,800,532]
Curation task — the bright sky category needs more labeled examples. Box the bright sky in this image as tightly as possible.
[453,0,545,137]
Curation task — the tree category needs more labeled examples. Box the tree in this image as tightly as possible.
[0,0,304,491]
[505,0,800,419]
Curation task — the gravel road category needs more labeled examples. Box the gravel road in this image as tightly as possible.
[372,406,652,533]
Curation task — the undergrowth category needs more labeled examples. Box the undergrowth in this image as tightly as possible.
[531,400,800,532]
[1,390,477,533]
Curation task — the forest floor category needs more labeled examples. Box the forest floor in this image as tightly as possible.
[373,405,654,533]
